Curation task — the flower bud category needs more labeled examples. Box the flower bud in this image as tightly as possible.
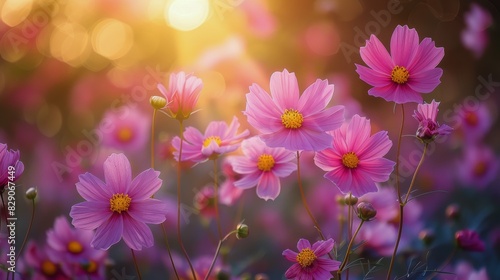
[254,274,269,280]
[26,187,37,200]
[445,204,460,220]
[344,194,358,206]
[357,202,377,221]
[455,229,485,252]
[149,96,167,110]
[236,223,249,239]
[418,229,435,247]
[335,194,345,205]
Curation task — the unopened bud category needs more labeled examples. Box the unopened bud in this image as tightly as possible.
[446,204,460,220]
[236,223,249,239]
[336,194,345,205]
[149,96,167,109]
[357,202,377,221]
[419,229,435,247]
[344,194,358,206]
[254,274,269,280]
[26,187,37,200]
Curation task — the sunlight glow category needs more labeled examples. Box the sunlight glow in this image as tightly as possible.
[165,0,209,31]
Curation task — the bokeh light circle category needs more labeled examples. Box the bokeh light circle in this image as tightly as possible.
[165,0,209,31]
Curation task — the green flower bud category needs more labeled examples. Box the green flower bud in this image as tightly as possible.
[236,223,249,239]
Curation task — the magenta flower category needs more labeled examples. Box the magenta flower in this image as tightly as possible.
[458,144,499,188]
[355,25,444,103]
[244,69,345,151]
[314,114,395,197]
[228,136,297,201]
[461,3,492,58]
[70,153,168,251]
[100,106,150,152]
[157,71,203,121]
[219,158,244,206]
[24,241,70,279]
[0,143,24,190]
[282,238,340,279]
[172,116,250,164]
[413,99,452,143]
[455,229,485,252]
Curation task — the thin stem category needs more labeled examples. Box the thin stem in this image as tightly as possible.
[386,104,405,280]
[296,151,325,240]
[131,249,143,280]
[176,121,197,280]
[338,220,365,274]
[203,231,236,280]
[213,159,222,239]
[403,143,428,205]
[17,198,35,259]
[161,223,180,280]
[151,109,157,169]
[425,248,456,280]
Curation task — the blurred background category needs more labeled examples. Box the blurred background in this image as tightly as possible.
[1,0,500,279]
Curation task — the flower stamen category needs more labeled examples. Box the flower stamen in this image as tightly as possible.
[391,66,410,84]
[67,241,84,254]
[281,109,304,129]
[117,127,133,142]
[342,152,359,169]
[203,136,222,148]
[110,193,131,213]
[257,154,275,171]
[296,248,317,268]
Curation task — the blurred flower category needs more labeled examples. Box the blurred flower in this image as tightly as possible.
[455,229,485,252]
[100,106,150,153]
[24,241,69,279]
[172,116,249,164]
[70,153,168,250]
[157,72,203,121]
[355,25,444,103]
[46,216,107,279]
[193,185,216,217]
[0,143,25,190]
[458,144,499,188]
[244,69,344,151]
[457,103,494,143]
[314,115,395,197]
[439,261,489,280]
[282,238,340,279]
[229,137,297,201]
[461,3,492,58]
[413,99,452,143]
[219,157,245,206]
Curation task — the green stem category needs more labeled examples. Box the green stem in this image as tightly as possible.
[131,249,143,280]
[203,231,236,280]
[213,159,222,239]
[338,220,365,274]
[161,223,180,280]
[151,109,157,169]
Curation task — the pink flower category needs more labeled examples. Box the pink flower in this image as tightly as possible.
[172,116,250,164]
[228,137,297,201]
[314,114,395,197]
[100,106,150,152]
[244,69,345,151]
[461,3,492,58]
[70,153,168,250]
[24,241,70,279]
[413,99,452,142]
[355,25,444,104]
[458,144,499,188]
[282,238,340,279]
[455,229,485,252]
[157,71,203,121]
[219,158,244,206]
[0,143,24,190]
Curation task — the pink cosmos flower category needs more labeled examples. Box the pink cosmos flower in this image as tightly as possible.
[282,238,341,279]
[0,143,24,190]
[70,153,168,250]
[193,185,216,218]
[458,144,499,188]
[157,71,203,121]
[455,229,485,252]
[314,114,395,197]
[171,116,250,164]
[100,106,150,152]
[228,137,297,201]
[413,99,452,143]
[457,103,494,143]
[355,25,444,103]
[46,216,107,279]
[461,3,492,58]
[219,157,244,206]
[24,241,70,279]
[244,69,345,151]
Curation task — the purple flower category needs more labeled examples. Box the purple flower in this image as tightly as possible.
[282,238,340,279]
[24,241,70,279]
[0,143,24,190]
[314,115,395,197]
[157,71,203,121]
[455,229,485,252]
[458,144,499,188]
[229,136,297,201]
[413,99,452,142]
[355,25,444,103]
[219,158,244,206]
[244,69,345,151]
[70,153,168,250]
[172,116,249,164]
[461,3,492,58]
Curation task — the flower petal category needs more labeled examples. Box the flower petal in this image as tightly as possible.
[122,215,154,250]
[76,172,112,201]
[325,167,352,194]
[256,172,281,200]
[270,69,299,111]
[390,25,419,67]
[127,169,162,200]
[360,34,393,73]
[360,158,395,182]
[282,249,298,262]
[355,64,392,87]
[284,263,302,279]
[234,172,261,189]
[103,153,132,194]
[92,214,123,250]
[298,79,333,114]
[272,162,297,177]
[312,239,334,257]
[303,105,345,133]
[345,115,371,153]
[70,201,112,230]
[357,131,392,160]
[407,68,443,93]
[297,239,312,251]
[128,199,168,224]
[408,37,444,74]
[349,170,378,197]
[245,84,283,134]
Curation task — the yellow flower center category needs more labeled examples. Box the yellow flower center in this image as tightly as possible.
[203,136,222,148]
[296,248,317,268]
[464,111,478,126]
[342,152,359,169]
[110,193,131,213]
[83,260,98,273]
[391,65,410,84]
[473,161,487,177]
[281,109,304,129]
[67,240,83,254]
[257,154,275,171]
[117,127,133,142]
[41,260,57,276]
